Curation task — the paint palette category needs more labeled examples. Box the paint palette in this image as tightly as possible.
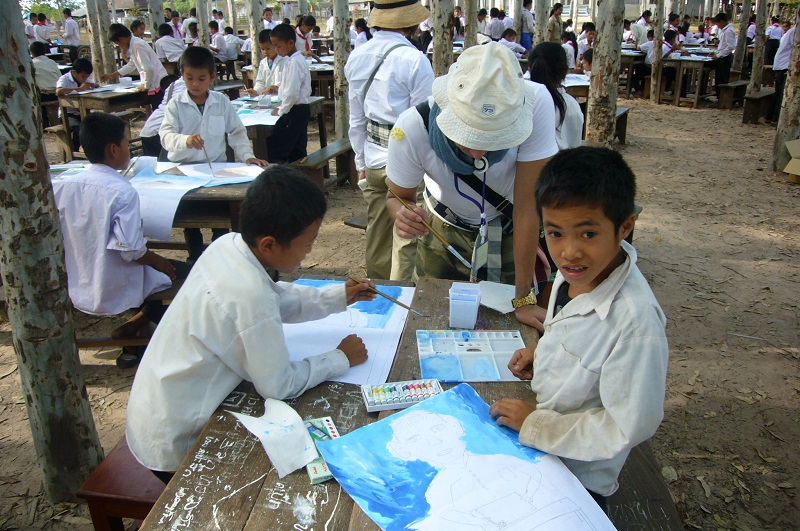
[416,330,526,382]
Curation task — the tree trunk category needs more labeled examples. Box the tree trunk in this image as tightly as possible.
[227,0,237,32]
[197,0,211,48]
[534,0,547,45]
[771,0,780,17]
[670,0,679,16]
[586,0,624,144]
[86,0,116,80]
[148,0,165,43]
[590,0,596,22]
[464,0,478,48]
[773,6,800,172]
[706,0,715,18]
[747,0,767,93]
[299,0,309,16]
[248,0,262,65]
[511,0,522,38]
[0,5,104,503]
[572,0,580,25]
[732,0,752,71]
[432,0,455,76]
[334,0,351,138]
[650,0,665,100]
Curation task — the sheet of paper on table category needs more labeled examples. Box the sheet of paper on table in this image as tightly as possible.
[176,162,264,186]
[236,107,281,127]
[478,281,515,314]
[283,279,415,385]
[564,74,591,87]
[318,383,615,531]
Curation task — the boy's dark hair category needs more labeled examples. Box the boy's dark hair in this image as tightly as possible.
[668,13,679,23]
[30,41,47,56]
[130,19,145,32]
[108,23,132,42]
[713,13,728,23]
[664,29,676,42]
[38,13,46,22]
[172,11,180,18]
[80,113,126,164]
[209,20,219,31]
[29,13,37,20]
[536,147,636,231]
[263,7,273,14]
[302,15,317,28]
[583,47,593,64]
[258,29,272,43]
[188,22,198,35]
[478,8,487,16]
[490,7,499,17]
[313,26,321,32]
[523,0,532,7]
[63,8,71,16]
[180,46,216,74]
[189,7,197,17]
[224,26,234,34]
[72,57,93,74]
[271,23,296,43]
[647,29,655,38]
[158,23,173,37]
[584,22,596,32]
[642,10,651,17]
[771,15,780,23]
[501,28,516,39]
[529,42,567,127]
[240,166,327,247]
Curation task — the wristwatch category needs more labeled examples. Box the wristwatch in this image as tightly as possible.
[511,289,537,309]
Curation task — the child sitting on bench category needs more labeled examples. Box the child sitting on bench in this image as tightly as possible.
[490,147,669,513]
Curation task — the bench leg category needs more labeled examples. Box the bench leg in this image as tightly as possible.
[615,115,628,145]
[718,90,734,110]
[298,168,325,190]
[335,151,357,187]
[86,500,126,531]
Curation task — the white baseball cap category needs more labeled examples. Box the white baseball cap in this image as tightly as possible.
[432,42,535,151]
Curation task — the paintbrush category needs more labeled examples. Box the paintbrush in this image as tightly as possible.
[121,156,138,177]
[347,276,426,317]
[201,146,216,178]
[388,188,473,270]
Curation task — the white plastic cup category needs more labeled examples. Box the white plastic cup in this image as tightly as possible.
[449,282,480,329]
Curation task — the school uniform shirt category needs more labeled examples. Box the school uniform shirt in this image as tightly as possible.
[276,51,311,116]
[160,89,255,162]
[630,22,647,45]
[170,20,183,39]
[154,35,186,62]
[562,42,576,68]
[345,30,434,172]
[747,22,756,41]
[636,16,649,28]
[519,241,669,496]
[32,55,62,93]
[555,87,583,150]
[263,18,278,30]
[25,22,36,41]
[716,23,737,58]
[241,37,252,53]
[118,36,168,92]
[489,18,505,40]
[34,22,51,43]
[773,26,796,71]
[140,78,187,138]
[181,16,197,43]
[225,34,242,58]
[547,15,562,42]
[502,16,514,30]
[501,38,526,58]
[253,54,286,92]
[295,27,312,53]
[477,18,488,35]
[62,16,79,46]
[577,39,593,59]
[56,70,82,117]
[522,8,534,35]
[765,23,783,41]
[387,84,558,226]
[640,40,655,64]
[355,31,369,46]
[209,31,228,60]
[52,164,172,316]
[126,233,351,472]
[622,29,633,41]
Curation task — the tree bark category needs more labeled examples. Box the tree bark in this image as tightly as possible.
[299,0,309,16]
[771,0,780,18]
[227,0,238,32]
[334,0,351,138]
[590,0,596,22]
[511,0,522,38]
[197,0,211,48]
[534,0,547,45]
[773,6,800,172]
[669,0,679,16]
[464,0,478,48]
[706,0,715,18]
[110,0,117,23]
[572,0,580,25]
[432,0,455,76]
[86,0,116,80]
[747,0,767,93]
[0,5,104,503]
[248,0,262,65]
[586,0,624,144]
[148,0,165,43]
[650,0,665,100]
[732,0,752,72]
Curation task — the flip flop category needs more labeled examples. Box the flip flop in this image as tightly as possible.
[116,346,145,369]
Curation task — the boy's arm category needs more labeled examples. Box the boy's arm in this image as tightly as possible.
[276,59,300,115]
[135,250,177,280]
[346,67,368,173]
[275,281,347,323]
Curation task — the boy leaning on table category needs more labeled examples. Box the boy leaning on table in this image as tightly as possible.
[490,147,669,514]
[126,166,376,483]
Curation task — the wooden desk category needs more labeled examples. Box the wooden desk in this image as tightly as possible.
[620,53,644,98]
[58,89,149,122]
[244,96,327,161]
[173,182,251,232]
[675,58,715,108]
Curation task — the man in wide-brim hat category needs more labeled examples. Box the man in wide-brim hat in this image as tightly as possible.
[345,0,435,281]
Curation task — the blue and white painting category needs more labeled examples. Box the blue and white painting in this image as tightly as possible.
[318,384,615,530]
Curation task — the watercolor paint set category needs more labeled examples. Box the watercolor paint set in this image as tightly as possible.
[361,379,444,412]
[416,330,526,382]
[304,417,340,483]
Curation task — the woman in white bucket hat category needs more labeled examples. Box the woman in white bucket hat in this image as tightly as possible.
[386,42,558,331]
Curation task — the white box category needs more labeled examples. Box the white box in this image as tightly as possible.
[449,282,480,329]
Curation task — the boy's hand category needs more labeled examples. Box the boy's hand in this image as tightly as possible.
[515,305,546,332]
[186,134,204,149]
[246,88,258,97]
[136,84,148,92]
[271,108,279,116]
[489,398,535,432]
[266,85,278,94]
[345,278,377,305]
[337,334,368,366]
[151,254,177,280]
[245,158,268,167]
[77,82,97,92]
[100,72,118,82]
[507,347,534,380]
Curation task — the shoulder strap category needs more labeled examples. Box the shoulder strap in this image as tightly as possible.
[414,101,514,220]
[361,43,406,105]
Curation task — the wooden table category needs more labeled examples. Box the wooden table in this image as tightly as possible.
[243,95,326,161]
[173,182,250,233]
[620,53,645,98]
[139,277,681,530]
[659,57,715,108]
[58,88,149,122]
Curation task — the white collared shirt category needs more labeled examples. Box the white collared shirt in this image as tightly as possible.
[519,241,669,496]
[140,78,186,137]
[160,89,255,162]
[747,22,756,40]
[502,16,514,30]
[716,23,737,57]
[277,51,311,116]
[522,8,534,34]
[489,18,505,39]
[52,164,172,315]
[555,87,583,150]
[126,233,351,472]
[577,38,593,59]
[181,16,197,43]
[773,26,795,70]
[33,23,51,43]
[477,18,488,35]
[562,42,576,68]
[639,39,655,64]
[295,27,312,52]
[155,35,186,62]
[209,31,228,60]
[223,33,241,59]
[766,23,783,40]
[636,17,649,28]
[170,21,183,39]
[253,54,286,93]
[32,55,62,93]
[345,30,434,172]
[118,36,168,92]
[62,16,79,46]
[630,23,647,45]
[263,19,278,30]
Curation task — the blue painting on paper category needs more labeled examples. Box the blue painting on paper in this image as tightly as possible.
[294,278,404,328]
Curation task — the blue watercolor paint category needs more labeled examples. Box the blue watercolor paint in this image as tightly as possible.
[420,355,463,382]
[461,330,471,341]
[416,330,430,342]
[294,278,402,328]
[460,355,501,381]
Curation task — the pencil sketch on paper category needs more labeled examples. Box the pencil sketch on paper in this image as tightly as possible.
[317,384,616,531]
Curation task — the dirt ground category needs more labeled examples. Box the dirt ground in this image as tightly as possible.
[0,96,798,530]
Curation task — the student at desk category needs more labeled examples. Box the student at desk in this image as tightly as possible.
[56,58,98,152]
[490,147,668,514]
[102,23,170,109]
[126,167,376,481]
[246,29,286,97]
[155,23,186,71]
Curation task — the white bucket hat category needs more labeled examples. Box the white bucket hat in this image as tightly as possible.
[432,42,535,151]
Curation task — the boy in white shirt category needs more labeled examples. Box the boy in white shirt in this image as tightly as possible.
[263,7,278,29]
[34,13,52,44]
[246,29,285,96]
[491,147,668,514]
[500,28,527,58]
[169,11,183,40]
[52,113,178,368]
[223,26,243,63]
[126,166,376,480]
[267,23,312,163]
[181,8,198,44]
[208,20,228,61]
[56,58,98,151]
[764,16,783,65]
[30,41,61,97]
[632,30,655,92]
[710,13,737,99]
[154,23,186,69]
[61,8,80,61]
[103,23,169,109]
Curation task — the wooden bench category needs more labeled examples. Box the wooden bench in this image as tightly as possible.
[292,138,357,190]
[718,80,750,109]
[77,435,165,531]
[762,64,775,87]
[742,88,776,124]
[615,107,630,145]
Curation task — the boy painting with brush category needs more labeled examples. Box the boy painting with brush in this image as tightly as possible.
[126,166,376,482]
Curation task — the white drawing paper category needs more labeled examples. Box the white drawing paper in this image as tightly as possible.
[235,107,281,127]
[129,170,210,240]
[478,281,516,314]
[177,162,264,186]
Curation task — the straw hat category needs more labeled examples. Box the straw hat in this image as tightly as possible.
[368,0,431,29]
[432,42,535,151]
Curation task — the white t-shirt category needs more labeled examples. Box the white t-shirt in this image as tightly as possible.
[562,42,576,69]
[555,87,583,150]
[387,83,558,225]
